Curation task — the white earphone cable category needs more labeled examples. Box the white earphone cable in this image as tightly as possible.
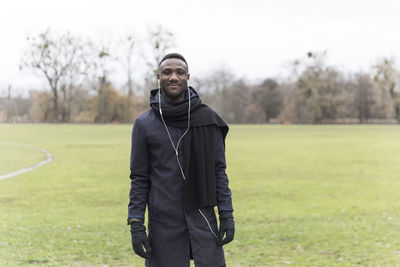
[158,80,219,242]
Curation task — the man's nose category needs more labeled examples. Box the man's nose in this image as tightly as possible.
[169,72,179,81]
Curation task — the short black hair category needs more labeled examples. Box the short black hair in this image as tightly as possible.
[158,53,189,70]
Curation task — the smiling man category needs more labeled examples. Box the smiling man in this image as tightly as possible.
[127,53,234,267]
[157,55,188,102]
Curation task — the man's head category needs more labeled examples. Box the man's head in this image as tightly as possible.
[157,53,190,103]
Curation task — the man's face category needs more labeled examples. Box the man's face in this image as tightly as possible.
[157,58,190,102]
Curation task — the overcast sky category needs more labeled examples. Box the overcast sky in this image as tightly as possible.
[1,0,400,94]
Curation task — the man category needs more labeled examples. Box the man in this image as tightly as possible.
[128,53,234,267]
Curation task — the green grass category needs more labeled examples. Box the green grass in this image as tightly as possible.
[0,142,47,175]
[1,124,400,266]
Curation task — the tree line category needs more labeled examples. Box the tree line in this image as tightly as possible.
[1,30,400,124]
[195,52,400,124]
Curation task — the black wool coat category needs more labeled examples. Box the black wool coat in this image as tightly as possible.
[128,89,233,267]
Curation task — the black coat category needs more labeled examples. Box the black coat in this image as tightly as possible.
[128,89,233,267]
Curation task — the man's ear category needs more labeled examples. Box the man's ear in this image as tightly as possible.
[187,73,190,80]
[157,73,160,80]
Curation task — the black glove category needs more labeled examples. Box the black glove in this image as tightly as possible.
[218,211,235,246]
[130,219,151,259]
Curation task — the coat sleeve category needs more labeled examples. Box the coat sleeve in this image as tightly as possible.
[214,126,234,212]
[128,118,150,220]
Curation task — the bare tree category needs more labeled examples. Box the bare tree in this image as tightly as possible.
[59,39,91,122]
[257,79,282,122]
[20,30,88,122]
[372,57,399,121]
[144,25,175,88]
[227,79,266,123]
[119,33,137,122]
[194,68,235,121]
[352,73,375,123]
[87,41,117,123]
[287,51,346,123]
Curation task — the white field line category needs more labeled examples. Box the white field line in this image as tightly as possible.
[0,143,53,181]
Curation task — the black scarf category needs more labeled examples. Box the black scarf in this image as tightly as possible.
[150,88,228,210]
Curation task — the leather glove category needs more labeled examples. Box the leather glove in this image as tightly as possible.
[218,211,235,246]
[129,219,151,259]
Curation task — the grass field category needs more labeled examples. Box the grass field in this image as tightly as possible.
[1,124,400,266]
[0,142,48,175]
